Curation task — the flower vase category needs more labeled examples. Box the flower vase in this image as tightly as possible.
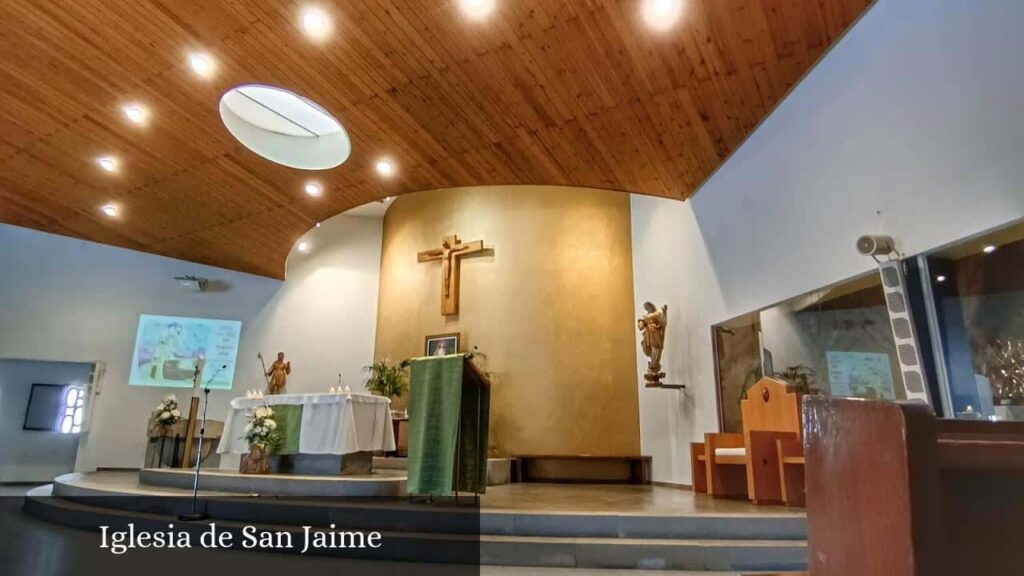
[240,443,270,475]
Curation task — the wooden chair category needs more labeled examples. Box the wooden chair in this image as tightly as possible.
[691,377,804,505]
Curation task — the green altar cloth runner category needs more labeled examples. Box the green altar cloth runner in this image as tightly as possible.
[407,355,490,496]
[269,404,303,455]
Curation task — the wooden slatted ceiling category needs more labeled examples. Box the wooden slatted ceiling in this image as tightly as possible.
[0,0,873,278]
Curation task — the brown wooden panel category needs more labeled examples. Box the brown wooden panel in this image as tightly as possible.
[803,397,943,576]
[0,0,874,277]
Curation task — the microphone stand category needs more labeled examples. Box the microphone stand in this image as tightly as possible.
[179,364,226,521]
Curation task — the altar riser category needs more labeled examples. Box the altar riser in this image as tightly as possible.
[25,492,808,572]
[138,468,403,498]
[52,476,807,541]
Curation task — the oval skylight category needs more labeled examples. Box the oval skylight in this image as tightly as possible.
[219,84,350,170]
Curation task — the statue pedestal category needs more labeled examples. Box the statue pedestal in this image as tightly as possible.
[644,367,666,388]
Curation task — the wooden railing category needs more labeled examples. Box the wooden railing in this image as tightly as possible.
[802,396,1024,575]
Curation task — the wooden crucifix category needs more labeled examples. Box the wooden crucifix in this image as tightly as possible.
[418,234,487,316]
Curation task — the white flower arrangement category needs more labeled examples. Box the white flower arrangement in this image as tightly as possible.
[244,404,280,450]
[153,394,182,427]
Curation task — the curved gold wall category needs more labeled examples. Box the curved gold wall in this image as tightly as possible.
[374,185,641,456]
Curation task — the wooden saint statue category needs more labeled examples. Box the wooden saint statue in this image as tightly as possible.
[638,302,668,387]
[266,351,291,395]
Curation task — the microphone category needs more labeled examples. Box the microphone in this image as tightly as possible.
[192,356,206,396]
[201,364,229,393]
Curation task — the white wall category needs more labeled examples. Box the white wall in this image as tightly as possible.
[632,0,1024,485]
[0,360,93,482]
[0,213,382,473]
[631,197,725,485]
[235,215,383,396]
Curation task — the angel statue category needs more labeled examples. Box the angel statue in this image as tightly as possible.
[638,302,668,387]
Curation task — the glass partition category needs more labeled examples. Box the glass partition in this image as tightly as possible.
[713,312,762,433]
[926,219,1024,421]
[714,273,907,432]
[713,217,1024,431]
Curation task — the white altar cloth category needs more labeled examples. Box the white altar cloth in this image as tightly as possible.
[217,392,395,455]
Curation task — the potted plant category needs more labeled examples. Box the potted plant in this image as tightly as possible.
[151,394,182,436]
[240,405,279,474]
[774,365,820,396]
[364,359,409,403]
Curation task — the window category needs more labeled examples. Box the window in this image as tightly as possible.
[60,386,86,434]
[23,383,85,433]
[714,217,1024,431]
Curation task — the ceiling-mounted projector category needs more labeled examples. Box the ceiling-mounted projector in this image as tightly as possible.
[175,275,209,292]
[856,235,896,257]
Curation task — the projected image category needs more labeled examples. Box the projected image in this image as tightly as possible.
[826,350,895,399]
[128,315,242,389]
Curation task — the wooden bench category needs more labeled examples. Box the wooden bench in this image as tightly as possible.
[511,455,652,484]
[691,377,805,505]
[803,396,1024,575]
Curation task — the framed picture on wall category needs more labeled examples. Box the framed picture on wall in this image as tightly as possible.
[424,333,460,357]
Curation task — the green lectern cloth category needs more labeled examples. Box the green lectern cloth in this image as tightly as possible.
[407,355,490,496]
[270,404,303,455]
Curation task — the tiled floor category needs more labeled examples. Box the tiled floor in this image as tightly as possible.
[0,485,36,496]
[480,483,800,517]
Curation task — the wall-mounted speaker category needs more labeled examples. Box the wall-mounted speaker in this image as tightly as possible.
[856,235,896,257]
[877,259,930,403]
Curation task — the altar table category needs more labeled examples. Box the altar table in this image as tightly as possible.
[218,393,395,456]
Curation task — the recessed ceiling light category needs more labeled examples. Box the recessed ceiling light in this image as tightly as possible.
[936,275,947,283]
[188,52,216,78]
[122,104,148,125]
[375,159,395,177]
[101,204,118,217]
[315,222,321,228]
[304,182,323,197]
[97,156,118,172]
[297,241,311,253]
[300,6,332,40]
[642,0,683,30]
[459,0,496,20]
[983,245,997,254]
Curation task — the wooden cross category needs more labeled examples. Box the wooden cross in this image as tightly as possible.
[418,234,486,316]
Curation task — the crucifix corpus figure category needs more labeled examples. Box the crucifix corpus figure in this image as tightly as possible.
[418,234,487,316]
